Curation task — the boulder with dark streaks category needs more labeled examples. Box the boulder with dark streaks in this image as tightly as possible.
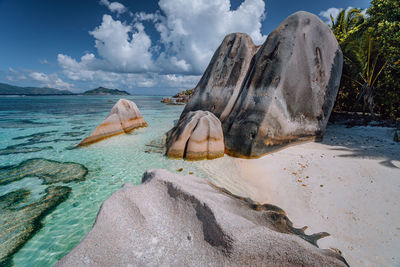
[57,169,348,266]
[166,111,224,160]
[79,99,147,146]
[182,11,343,158]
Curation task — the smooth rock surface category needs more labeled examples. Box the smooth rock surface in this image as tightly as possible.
[57,169,348,267]
[79,99,147,146]
[166,111,224,160]
[182,11,343,158]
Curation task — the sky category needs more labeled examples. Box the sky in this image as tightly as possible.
[0,0,370,95]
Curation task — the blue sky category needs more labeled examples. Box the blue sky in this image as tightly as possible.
[0,0,370,94]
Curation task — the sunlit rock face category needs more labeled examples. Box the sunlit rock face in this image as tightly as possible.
[182,33,259,123]
[79,99,147,146]
[166,111,224,160]
[0,158,88,266]
[56,169,348,266]
[182,11,343,158]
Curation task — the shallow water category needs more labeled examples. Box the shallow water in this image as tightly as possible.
[0,95,214,266]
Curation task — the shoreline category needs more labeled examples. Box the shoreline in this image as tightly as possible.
[196,124,400,266]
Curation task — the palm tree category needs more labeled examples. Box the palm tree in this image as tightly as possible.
[346,33,388,116]
[330,8,365,43]
[331,8,387,116]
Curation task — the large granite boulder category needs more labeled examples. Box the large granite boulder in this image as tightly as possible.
[183,33,259,123]
[79,99,147,146]
[166,110,224,160]
[57,169,348,266]
[181,11,343,158]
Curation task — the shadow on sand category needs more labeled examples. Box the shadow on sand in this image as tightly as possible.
[321,124,399,169]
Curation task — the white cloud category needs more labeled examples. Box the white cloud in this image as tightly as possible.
[58,0,267,78]
[89,15,154,72]
[29,72,50,82]
[29,71,73,89]
[154,0,267,74]
[99,0,127,16]
[8,67,27,80]
[57,53,200,90]
[53,0,268,92]
[39,59,50,64]
[319,7,343,25]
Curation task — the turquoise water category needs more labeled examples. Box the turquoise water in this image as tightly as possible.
[0,95,212,266]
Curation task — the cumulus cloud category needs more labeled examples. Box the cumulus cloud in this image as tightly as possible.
[88,15,154,72]
[58,0,267,81]
[154,0,267,73]
[58,53,200,91]
[99,0,127,16]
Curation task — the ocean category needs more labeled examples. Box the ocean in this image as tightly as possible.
[0,95,218,266]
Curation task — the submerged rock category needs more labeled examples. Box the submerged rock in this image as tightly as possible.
[0,145,53,156]
[0,158,88,186]
[0,186,71,266]
[144,137,166,154]
[166,111,224,160]
[57,169,348,266]
[62,131,85,138]
[12,130,58,146]
[79,99,147,146]
[181,12,343,158]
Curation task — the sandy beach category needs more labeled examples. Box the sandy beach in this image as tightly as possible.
[198,124,400,267]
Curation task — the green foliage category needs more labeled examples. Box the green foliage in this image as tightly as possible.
[332,0,400,118]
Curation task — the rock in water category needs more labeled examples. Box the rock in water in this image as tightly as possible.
[0,158,88,186]
[0,186,71,266]
[79,99,147,146]
[166,111,224,160]
[56,169,348,266]
[181,11,343,158]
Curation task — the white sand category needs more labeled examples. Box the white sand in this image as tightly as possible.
[197,124,400,267]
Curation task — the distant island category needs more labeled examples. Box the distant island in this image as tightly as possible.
[82,87,130,95]
[0,82,73,95]
[0,83,130,96]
